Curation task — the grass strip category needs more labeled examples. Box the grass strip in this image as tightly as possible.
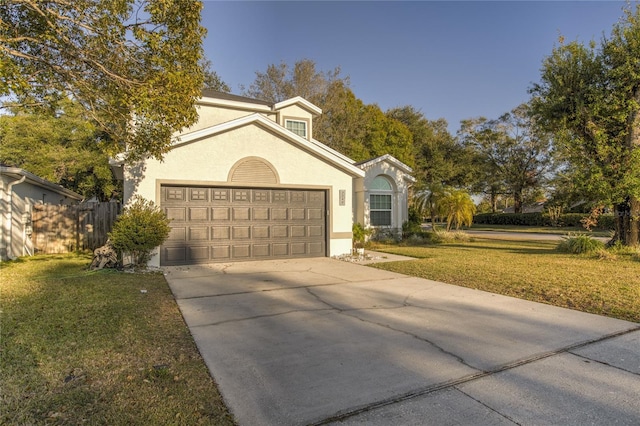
[0,254,235,425]
[369,238,640,323]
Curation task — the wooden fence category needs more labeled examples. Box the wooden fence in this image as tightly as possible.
[32,202,121,254]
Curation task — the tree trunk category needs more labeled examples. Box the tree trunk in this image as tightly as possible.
[612,198,640,247]
[630,196,640,246]
[490,189,498,213]
[513,190,523,214]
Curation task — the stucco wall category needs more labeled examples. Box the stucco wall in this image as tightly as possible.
[126,123,355,266]
[277,104,315,138]
[183,104,277,135]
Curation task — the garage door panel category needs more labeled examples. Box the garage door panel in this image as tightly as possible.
[168,227,186,242]
[308,208,323,220]
[272,243,289,256]
[253,244,270,257]
[253,207,269,220]
[291,208,306,220]
[308,241,324,254]
[164,246,186,263]
[188,246,209,261]
[212,226,230,240]
[291,226,306,237]
[161,186,326,265]
[232,226,251,239]
[253,226,269,238]
[212,207,230,220]
[272,226,288,238]
[188,227,209,241]
[272,208,288,220]
[212,245,230,259]
[233,245,251,258]
[308,225,323,237]
[233,207,250,220]
[166,207,186,221]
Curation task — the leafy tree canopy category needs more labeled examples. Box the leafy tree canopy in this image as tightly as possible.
[460,104,553,214]
[1,0,206,160]
[244,59,415,167]
[0,99,119,200]
[530,4,640,244]
[388,106,472,189]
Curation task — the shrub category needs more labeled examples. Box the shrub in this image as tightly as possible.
[402,220,423,238]
[429,230,473,244]
[474,212,615,230]
[557,234,605,255]
[109,196,171,267]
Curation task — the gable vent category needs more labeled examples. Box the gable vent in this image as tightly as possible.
[229,157,279,184]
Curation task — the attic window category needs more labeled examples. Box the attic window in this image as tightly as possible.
[285,119,307,138]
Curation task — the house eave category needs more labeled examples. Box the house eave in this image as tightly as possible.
[0,166,83,200]
[355,154,415,176]
[273,97,322,117]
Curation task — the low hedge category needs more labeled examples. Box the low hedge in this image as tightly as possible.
[473,212,615,230]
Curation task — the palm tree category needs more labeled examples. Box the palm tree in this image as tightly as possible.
[413,183,447,229]
[440,189,477,231]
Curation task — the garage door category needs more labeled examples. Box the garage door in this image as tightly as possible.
[160,186,326,265]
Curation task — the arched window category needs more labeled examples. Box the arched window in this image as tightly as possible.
[370,176,393,226]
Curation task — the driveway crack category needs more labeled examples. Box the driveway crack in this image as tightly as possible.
[191,307,335,327]
[341,310,479,370]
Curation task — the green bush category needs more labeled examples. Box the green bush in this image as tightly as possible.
[109,196,171,267]
[595,214,615,230]
[474,213,546,226]
[402,220,423,238]
[473,212,615,230]
[557,234,605,254]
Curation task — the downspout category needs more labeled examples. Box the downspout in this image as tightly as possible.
[5,175,26,260]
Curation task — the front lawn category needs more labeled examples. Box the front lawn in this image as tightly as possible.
[370,238,640,323]
[0,254,235,425]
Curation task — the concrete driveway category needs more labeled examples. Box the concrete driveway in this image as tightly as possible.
[163,256,640,425]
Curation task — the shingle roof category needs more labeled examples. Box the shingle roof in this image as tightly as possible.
[200,89,273,106]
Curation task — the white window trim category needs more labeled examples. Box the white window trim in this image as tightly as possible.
[285,119,308,138]
[370,193,393,227]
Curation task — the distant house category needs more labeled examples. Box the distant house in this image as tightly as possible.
[502,202,546,214]
[112,90,414,266]
[1,166,83,260]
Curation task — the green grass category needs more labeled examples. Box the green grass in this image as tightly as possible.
[0,254,235,425]
[369,238,640,323]
[468,223,612,237]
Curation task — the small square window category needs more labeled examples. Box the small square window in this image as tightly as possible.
[285,119,307,138]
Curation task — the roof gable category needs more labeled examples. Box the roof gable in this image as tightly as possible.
[356,154,416,182]
[274,97,322,117]
[172,114,364,178]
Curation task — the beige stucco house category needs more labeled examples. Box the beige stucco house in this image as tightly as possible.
[1,166,83,261]
[116,91,414,266]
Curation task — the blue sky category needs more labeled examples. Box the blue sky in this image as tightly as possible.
[201,1,630,132]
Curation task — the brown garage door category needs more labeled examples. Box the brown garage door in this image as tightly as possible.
[160,186,326,265]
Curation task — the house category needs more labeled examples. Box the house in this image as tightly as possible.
[1,166,83,261]
[114,90,414,266]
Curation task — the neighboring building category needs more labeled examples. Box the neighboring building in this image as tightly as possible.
[113,90,414,266]
[1,166,83,261]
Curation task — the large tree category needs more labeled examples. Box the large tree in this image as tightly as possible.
[530,5,640,246]
[460,104,553,214]
[1,0,206,160]
[0,100,118,200]
[244,59,415,167]
[387,106,473,190]
[241,59,345,104]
